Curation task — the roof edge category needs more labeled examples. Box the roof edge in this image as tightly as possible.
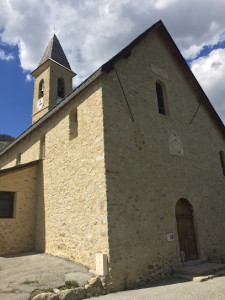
[101,20,162,72]
[1,19,224,157]
[0,160,41,177]
[101,19,224,137]
[0,68,102,156]
[31,58,76,77]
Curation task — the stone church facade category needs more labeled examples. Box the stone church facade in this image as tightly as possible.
[0,20,225,290]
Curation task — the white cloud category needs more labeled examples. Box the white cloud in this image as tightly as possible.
[25,74,32,82]
[153,0,178,10]
[191,48,225,123]
[0,49,14,61]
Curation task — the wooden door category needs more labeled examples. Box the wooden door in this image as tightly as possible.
[176,199,198,261]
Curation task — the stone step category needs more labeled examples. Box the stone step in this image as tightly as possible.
[173,262,225,281]
[176,259,207,267]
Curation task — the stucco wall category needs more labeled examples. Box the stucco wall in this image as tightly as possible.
[0,165,38,255]
[102,28,225,289]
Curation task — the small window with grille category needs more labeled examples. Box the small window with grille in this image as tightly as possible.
[0,192,15,218]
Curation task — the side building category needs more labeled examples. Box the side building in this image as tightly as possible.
[0,20,225,290]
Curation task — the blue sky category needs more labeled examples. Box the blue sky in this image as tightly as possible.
[0,0,225,138]
[0,44,33,137]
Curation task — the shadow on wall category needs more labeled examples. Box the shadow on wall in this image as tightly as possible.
[35,161,46,252]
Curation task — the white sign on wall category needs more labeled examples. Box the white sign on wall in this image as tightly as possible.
[166,232,174,242]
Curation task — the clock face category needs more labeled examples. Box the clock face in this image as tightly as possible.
[37,98,44,111]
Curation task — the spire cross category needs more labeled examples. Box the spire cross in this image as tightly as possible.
[50,26,57,34]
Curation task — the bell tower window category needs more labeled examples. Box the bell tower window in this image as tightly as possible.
[39,79,44,98]
[58,78,65,98]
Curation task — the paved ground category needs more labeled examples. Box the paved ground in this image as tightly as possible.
[89,276,225,300]
[1,253,224,300]
[0,252,94,300]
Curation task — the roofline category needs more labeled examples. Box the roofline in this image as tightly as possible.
[1,20,224,157]
[0,160,41,177]
[158,22,225,137]
[0,68,102,156]
[30,58,76,77]
[101,20,225,137]
[101,20,162,73]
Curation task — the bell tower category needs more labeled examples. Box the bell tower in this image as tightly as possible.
[31,34,76,123]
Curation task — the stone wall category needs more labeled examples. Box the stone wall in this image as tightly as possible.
[102,27,225,289]
[0,78,109,271]
[37,80,109,269]
[0,165,38,255]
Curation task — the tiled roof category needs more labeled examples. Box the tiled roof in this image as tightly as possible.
[38,34,71,70]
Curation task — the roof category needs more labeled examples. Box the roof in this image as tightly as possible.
[0,20,224,157]
[38,34,71,70]
[0,160,40,177]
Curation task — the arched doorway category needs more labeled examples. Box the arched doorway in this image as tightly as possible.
[176,199,198,261]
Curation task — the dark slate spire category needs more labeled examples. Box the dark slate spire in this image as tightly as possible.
[38,34,71,70]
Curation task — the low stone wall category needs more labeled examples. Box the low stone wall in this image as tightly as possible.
[31,276,109,300]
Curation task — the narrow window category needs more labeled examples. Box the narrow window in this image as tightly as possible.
[58,78,65,98]
[219,151,225,176]
[69,108,78,140]
[39,79,44,98]
[16,152,21,165]
[40,135,45,159]
[0,192,15,218]
[156,82,165,115]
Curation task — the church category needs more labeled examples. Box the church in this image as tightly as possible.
[0,20,225,290]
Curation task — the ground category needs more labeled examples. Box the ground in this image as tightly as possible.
[0,252,93,300]
[89,276,225,300]
[0,252,224,300]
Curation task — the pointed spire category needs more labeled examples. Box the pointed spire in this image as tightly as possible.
[38,34,71,70]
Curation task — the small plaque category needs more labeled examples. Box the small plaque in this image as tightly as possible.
[99,201,104,209]
[167,232,174,241]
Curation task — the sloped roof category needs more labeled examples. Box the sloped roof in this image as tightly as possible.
[0,20,224,156]
[0,160,40,177]
[38,34,71,70]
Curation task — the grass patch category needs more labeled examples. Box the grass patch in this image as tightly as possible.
[22,279,39,285]
[58,280,79,290]
[65,280,79,289]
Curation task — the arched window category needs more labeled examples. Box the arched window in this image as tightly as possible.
[58,78,65,98]
[219,151,225,176]
[39,79,44,98]
[156,82,166,115]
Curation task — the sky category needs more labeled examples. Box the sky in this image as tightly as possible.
[0,0,225,138]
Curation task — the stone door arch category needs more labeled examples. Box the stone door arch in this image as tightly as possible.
[176,199,198,261]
